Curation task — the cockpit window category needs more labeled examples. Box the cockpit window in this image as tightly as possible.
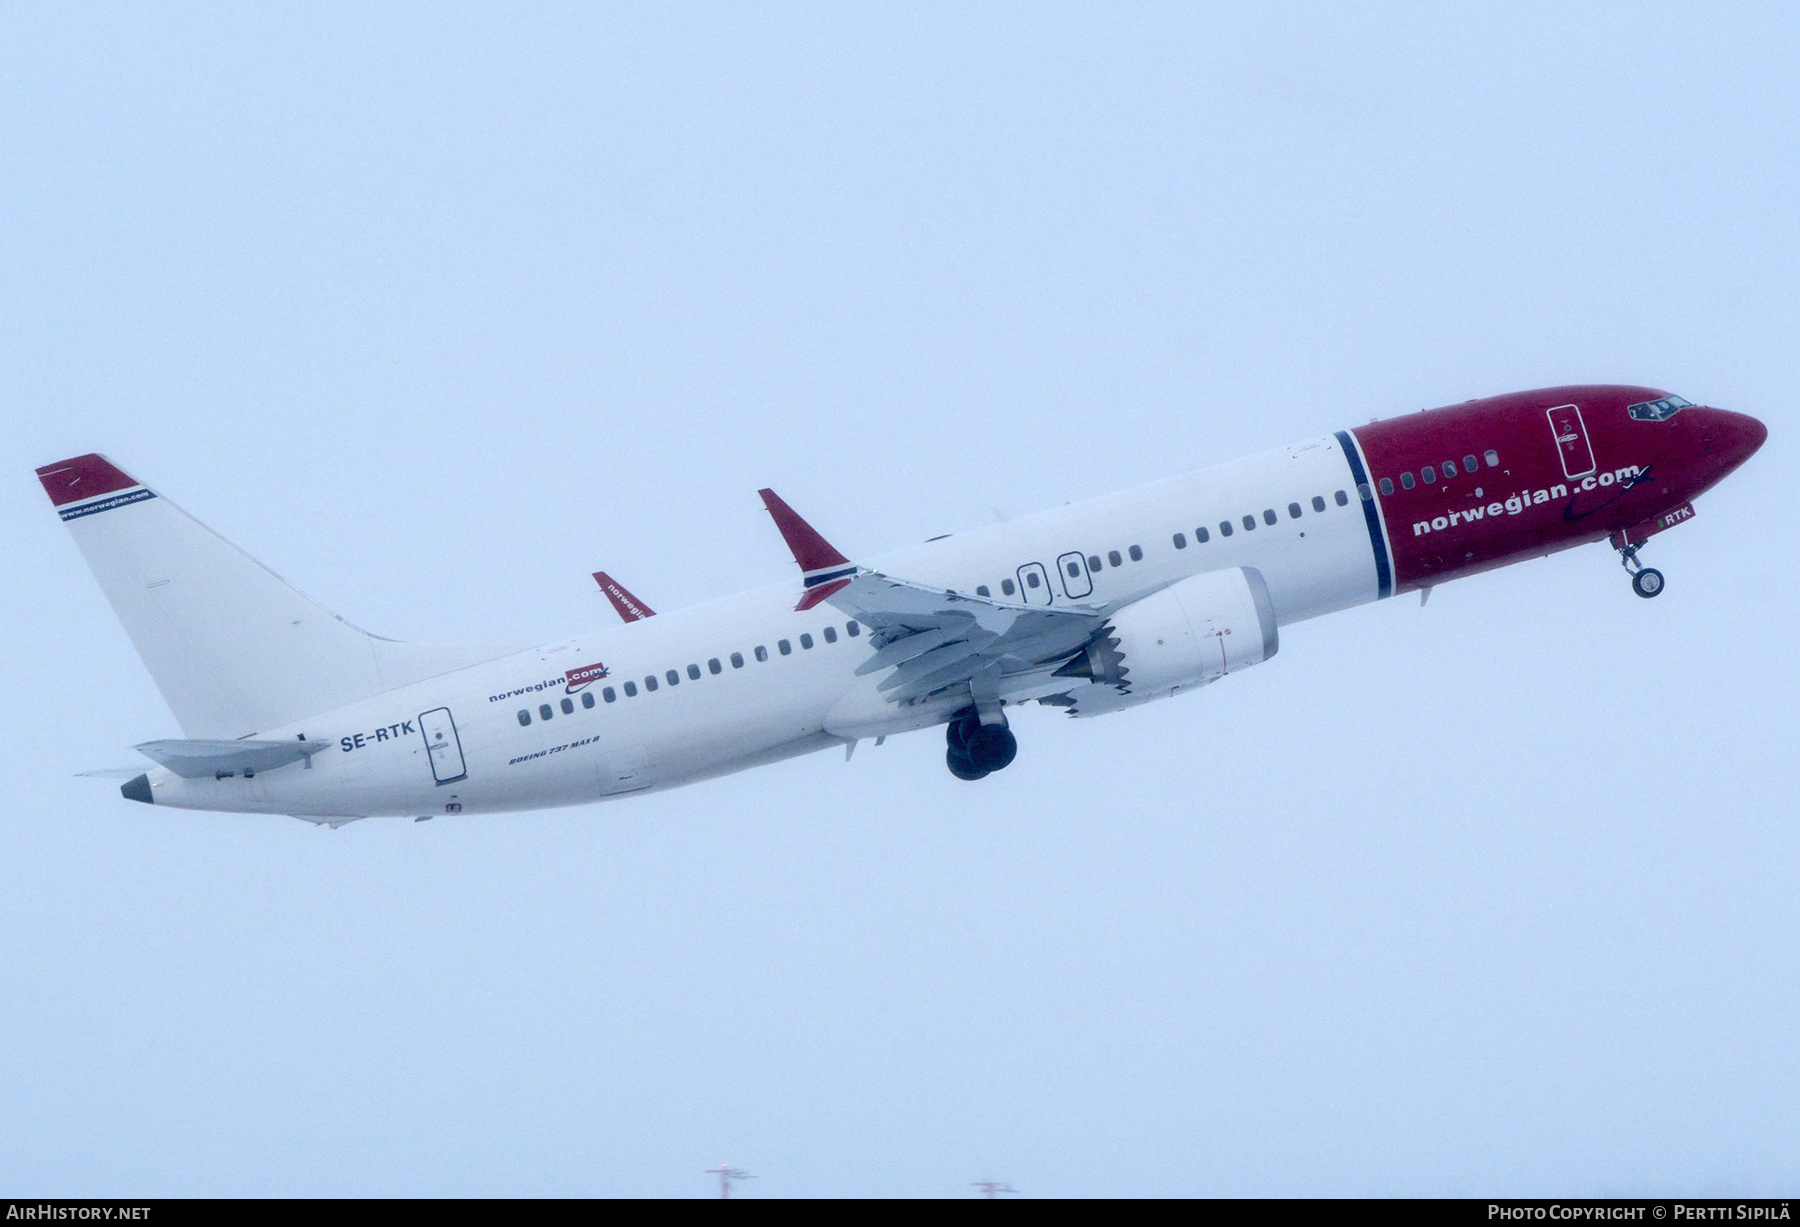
[1628,395,1692,422]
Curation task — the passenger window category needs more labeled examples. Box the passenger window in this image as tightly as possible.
[624,681,637,697]
[645,676,658,692]
[778,639,792,655]
[754,646,768,662]
[1261,509,1276,526]
[582,691,596,708]
[975,585,990,597]
[666,670,679,686]
[1288,502,1302,519]
[1312,496,1326,512]
[1108,550,1122,567]
[517,709,530,726]
[1421,465,1436,484]
[688,663,702,679]
[1173,532,1187,549]
[708,658,722,674]
[731,652,744,668]
[823,626,837,643]
[1337,489,1351,505]
[1484,449,1499,467]
[1400,472,1415,490]
[1128,544,1143,561]
[603,686,617,702]
[540,703,554,720]
[561,697,574,714]
[1220,520,1233,537]
[800,633,813,649]
[1195,526,1209,543]
[1088,555,1102,571]
[1377,478,1394,496]
[1066,560,1081,577]
[1242,515,1256,531]
[847,622,859,636]
[1464,455,1478,473]
[1002,579,1015,595]
[1025,571,1040,589]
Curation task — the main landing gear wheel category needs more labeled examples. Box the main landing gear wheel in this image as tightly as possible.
[945,707,1018,780]
[946,747,989,780]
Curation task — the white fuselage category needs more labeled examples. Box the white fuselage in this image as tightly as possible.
[142,436,1385,819]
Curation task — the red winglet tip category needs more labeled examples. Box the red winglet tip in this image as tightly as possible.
[758,488,851,572]
[795,577,850,612]
[592,571,655,622]
[35,453,140,507]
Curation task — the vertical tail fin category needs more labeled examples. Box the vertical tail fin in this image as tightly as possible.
[37,454,519,738]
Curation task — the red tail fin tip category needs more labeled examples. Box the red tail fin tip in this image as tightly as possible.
[35,454,140,507]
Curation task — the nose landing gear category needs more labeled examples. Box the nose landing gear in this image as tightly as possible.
[946,706,1018,780]
[1618,541,1664,599]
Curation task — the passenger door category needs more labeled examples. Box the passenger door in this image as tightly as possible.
[1016,561,1054,605]
[417,707,468,785]
[1547,404,1597,479]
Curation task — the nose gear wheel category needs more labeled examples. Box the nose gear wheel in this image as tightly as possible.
[1617,541,1665,599]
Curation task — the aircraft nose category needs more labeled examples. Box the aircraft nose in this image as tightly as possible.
[1703,408,1768,468]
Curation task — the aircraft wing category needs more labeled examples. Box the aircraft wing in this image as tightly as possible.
[593,571,655,622]
[136,738,334,779]
[757,486,1107,704]
[822,571,1105,704]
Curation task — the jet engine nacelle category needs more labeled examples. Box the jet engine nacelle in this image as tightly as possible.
[1054,566,1278,716]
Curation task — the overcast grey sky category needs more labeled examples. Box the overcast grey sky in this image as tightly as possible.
[2,2,1796,1197]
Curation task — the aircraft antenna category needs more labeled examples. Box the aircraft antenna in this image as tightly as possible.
[706,1163,752,1199]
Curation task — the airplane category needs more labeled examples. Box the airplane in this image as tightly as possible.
[36,384,1765,825]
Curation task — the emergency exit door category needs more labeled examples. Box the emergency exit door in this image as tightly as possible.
[1546,404,1596,479]
[1057,551,1093,599]
[418,707,468,785]
[1016,561,1054,605]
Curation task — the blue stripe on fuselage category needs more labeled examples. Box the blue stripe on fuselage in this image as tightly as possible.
[1334,430,1392,599]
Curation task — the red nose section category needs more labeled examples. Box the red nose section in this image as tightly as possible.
[1706,409,1768,470]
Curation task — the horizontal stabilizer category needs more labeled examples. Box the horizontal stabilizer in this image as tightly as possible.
[136,738,334,779]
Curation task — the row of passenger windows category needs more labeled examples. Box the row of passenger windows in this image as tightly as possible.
[1176,488,1351,546]
[1377,450,1501,496]
[961,485,1353,600]
[517,620,863,725]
